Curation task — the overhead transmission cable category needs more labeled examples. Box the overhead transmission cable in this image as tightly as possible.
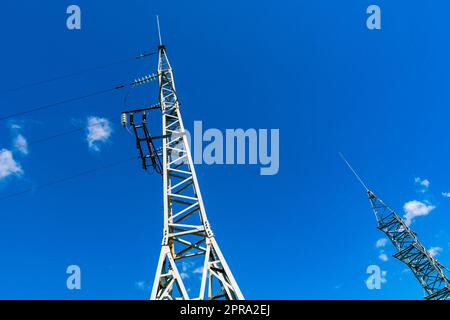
[27,106,158,146]
[28,126,87,146]
[0,73,159,121]
[0,53,160,201]
[0,87,120,121]
[0,51,157,95]
[0,157,135,201]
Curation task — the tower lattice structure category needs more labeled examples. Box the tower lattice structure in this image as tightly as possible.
[341,155,450,300]
[122,31,244,300]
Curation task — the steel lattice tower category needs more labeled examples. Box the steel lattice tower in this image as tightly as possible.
[341,154,450,300]
[122,21,244,300]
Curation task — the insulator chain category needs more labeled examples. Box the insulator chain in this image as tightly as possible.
[133,73,158,86]
[121,113,127,126]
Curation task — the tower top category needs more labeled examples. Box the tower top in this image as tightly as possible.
[156,15,163,47]
[339,152,369,192]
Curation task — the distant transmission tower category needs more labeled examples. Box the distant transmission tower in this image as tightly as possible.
[341,154,450,300]
[121,18,244,300]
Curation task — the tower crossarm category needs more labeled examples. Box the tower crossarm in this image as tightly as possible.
[121,106,164,173]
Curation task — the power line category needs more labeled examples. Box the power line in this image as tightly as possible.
[27,112,119,146]
[0,87,120,121]
[0,157,135,201]
[28,127,86,146]
[0,51,157,95]
[0,72,158,121]
[27,103,161,146]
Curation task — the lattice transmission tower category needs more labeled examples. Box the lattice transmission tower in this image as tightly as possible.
[121,18,244,300]
[341,154,450,300]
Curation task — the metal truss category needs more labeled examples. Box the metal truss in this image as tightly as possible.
[341,154,450,300]
[147,45,244,300]
[368,191,450,300]
[122,40,244,300]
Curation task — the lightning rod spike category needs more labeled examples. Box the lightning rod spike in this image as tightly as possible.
[156,15,162,46]
[339,152,370,192]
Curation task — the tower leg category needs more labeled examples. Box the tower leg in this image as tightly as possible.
[197,238,244,300]
[150,246,189,300]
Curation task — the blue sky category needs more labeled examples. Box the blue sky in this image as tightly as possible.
[0,0,450,299]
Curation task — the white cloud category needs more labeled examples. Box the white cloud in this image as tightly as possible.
[379,253,389,262]
[180,262,202,278]
[0,149,23,180]
[403,200,435,226]
[86,116,112,151]
[134,281,145,290]
[14,134,28,155]
[181,262,190,272]
[442,192,450,198]
[180,272,189,279]
[9,123,29,156]
[415,177,430,191]
[9,123,21,130]
[193,267,203,274]
[428,246,443,257]
[376,238,388,248]
[181,262,193,278]
[381,270,387,284]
